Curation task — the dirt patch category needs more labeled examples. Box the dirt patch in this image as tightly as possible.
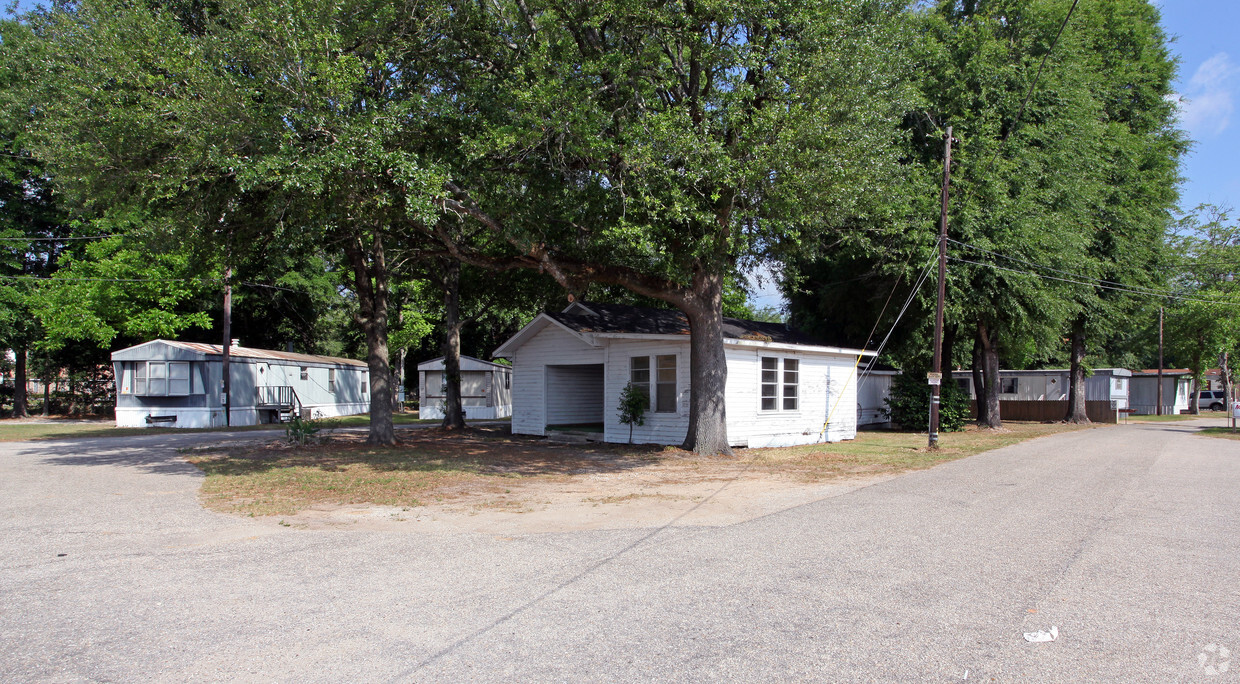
[186,422,1096,534]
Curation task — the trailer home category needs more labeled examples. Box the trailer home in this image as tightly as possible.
[111,340,370,428]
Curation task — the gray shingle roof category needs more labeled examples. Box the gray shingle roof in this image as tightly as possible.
[546,302,827,346]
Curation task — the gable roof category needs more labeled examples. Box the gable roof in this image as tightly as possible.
[550,301,826,345]
[416,355,511,372]
[494,301,874,357]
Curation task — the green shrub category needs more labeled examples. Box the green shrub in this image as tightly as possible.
[617,383,649,444]
[884,371,970,432]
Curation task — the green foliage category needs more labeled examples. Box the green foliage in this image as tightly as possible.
[284,414,321,446]
[617,383,649,444]
[884,372,970,433]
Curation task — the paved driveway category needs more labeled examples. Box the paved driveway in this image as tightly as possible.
[2,421,1238,682]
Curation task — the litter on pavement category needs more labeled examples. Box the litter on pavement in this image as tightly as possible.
[1023,626,1059,643]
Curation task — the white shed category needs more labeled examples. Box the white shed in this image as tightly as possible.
[493,302,874,448]
[417,355,513,420]
[1128,369,1193,415]
[111,340,370,428]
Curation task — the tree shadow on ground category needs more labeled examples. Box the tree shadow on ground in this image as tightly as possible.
[189,425,675,479]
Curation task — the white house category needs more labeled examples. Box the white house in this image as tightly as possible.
[417,355,513,420]
[1128,369,1193,415]
[493,302,874,448]
[111,340,370,428]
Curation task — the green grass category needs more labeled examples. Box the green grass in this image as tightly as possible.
[1193,426,1240,441]
[745,421,1101,476]
[1125,413,1207,423]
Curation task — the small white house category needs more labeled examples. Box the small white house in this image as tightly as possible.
[1128,369,1193,415]
[417,355,513,420]
[111,340,370,428]
[493,302,874,448]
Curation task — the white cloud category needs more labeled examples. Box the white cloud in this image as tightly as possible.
[1178,53,1239,138]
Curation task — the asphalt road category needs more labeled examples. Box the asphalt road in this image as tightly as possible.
[2,420,1238,682]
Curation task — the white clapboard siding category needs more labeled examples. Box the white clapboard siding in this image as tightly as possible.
[725,347,860,448]
[603,340,691,445]
[509,323,604,435]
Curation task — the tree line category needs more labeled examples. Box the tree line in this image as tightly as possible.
[0,0,1222,451]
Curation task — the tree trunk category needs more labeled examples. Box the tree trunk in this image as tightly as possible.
[1065,318,1090,424]
[678,270,732,456]
[972,335,987,426]
[346,234,396,446]
[12,344,28,418]
[977,323,1002,429]
[441,259,466,430]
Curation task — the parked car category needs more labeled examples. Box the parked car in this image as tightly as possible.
[1197,390,1226,411]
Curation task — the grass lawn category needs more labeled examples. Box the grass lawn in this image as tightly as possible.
[186,420,1100,517]
[1126,413,1211,423]
[0,411,446,442]
[1194,426,1240,441]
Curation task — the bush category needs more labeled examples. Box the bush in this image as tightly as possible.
[884,371,970,432]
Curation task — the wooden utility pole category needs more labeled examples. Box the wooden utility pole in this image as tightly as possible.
[930,126,954,449]
[1157,306,1164,416]
[222,266,232,427]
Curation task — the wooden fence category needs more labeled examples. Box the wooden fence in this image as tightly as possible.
[968,400,1118,424]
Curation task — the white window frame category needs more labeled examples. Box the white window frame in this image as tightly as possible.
[128,361,192,396]
[654,354,677,414]
[629,356,651,411]
[329,368,337,393]
[760,357,800,412]
[1001,377,1019,394]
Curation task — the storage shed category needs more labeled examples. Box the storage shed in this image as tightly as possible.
[494,302,874,448]
[1128,369,1193,415]
[111,340,370,428]
[417,355,513,420]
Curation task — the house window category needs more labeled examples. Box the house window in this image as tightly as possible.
[329,368,337,393]
[1114,377,1123,391]
[300,367,308,381]
[439,372,447,395]
[783,359,799,411]
[655,355,677,413]
[956,378,971,393]
[505,373,510,390]
[1001,377,1018,394]
[362,380,368,396]
[761,357,800,411]
[761,357,778,411]
[129,361,191,396]
[630,356,651,409]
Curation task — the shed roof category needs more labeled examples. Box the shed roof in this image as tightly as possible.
[417,355,511,372]
[111,340,366,368]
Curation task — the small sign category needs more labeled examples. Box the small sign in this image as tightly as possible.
[927,372,942,386]
[1232,401,1240,419]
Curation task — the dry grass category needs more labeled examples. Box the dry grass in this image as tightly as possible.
[185,421,1099,517]
[186,426,669,516]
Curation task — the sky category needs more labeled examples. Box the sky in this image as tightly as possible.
[749,1,1240,310]
[1158,0,1240,213]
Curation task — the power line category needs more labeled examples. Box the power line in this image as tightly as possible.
[948,256,1240,307]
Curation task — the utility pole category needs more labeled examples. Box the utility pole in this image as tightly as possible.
[930,126,954,449]
[222,266,232,427]
[1157,306,1164,416]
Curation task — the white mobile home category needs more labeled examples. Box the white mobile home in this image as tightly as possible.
[856,368,898,426]
[954,368,1131,408]
[111,340,370,428]
[494,302,874,448]
[1128,369,1193,415]
[417,355,513,420]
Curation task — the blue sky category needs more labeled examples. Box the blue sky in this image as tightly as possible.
[1158,0,1239,213]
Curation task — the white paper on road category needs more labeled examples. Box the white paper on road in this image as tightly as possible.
[1023,626,1058,643]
